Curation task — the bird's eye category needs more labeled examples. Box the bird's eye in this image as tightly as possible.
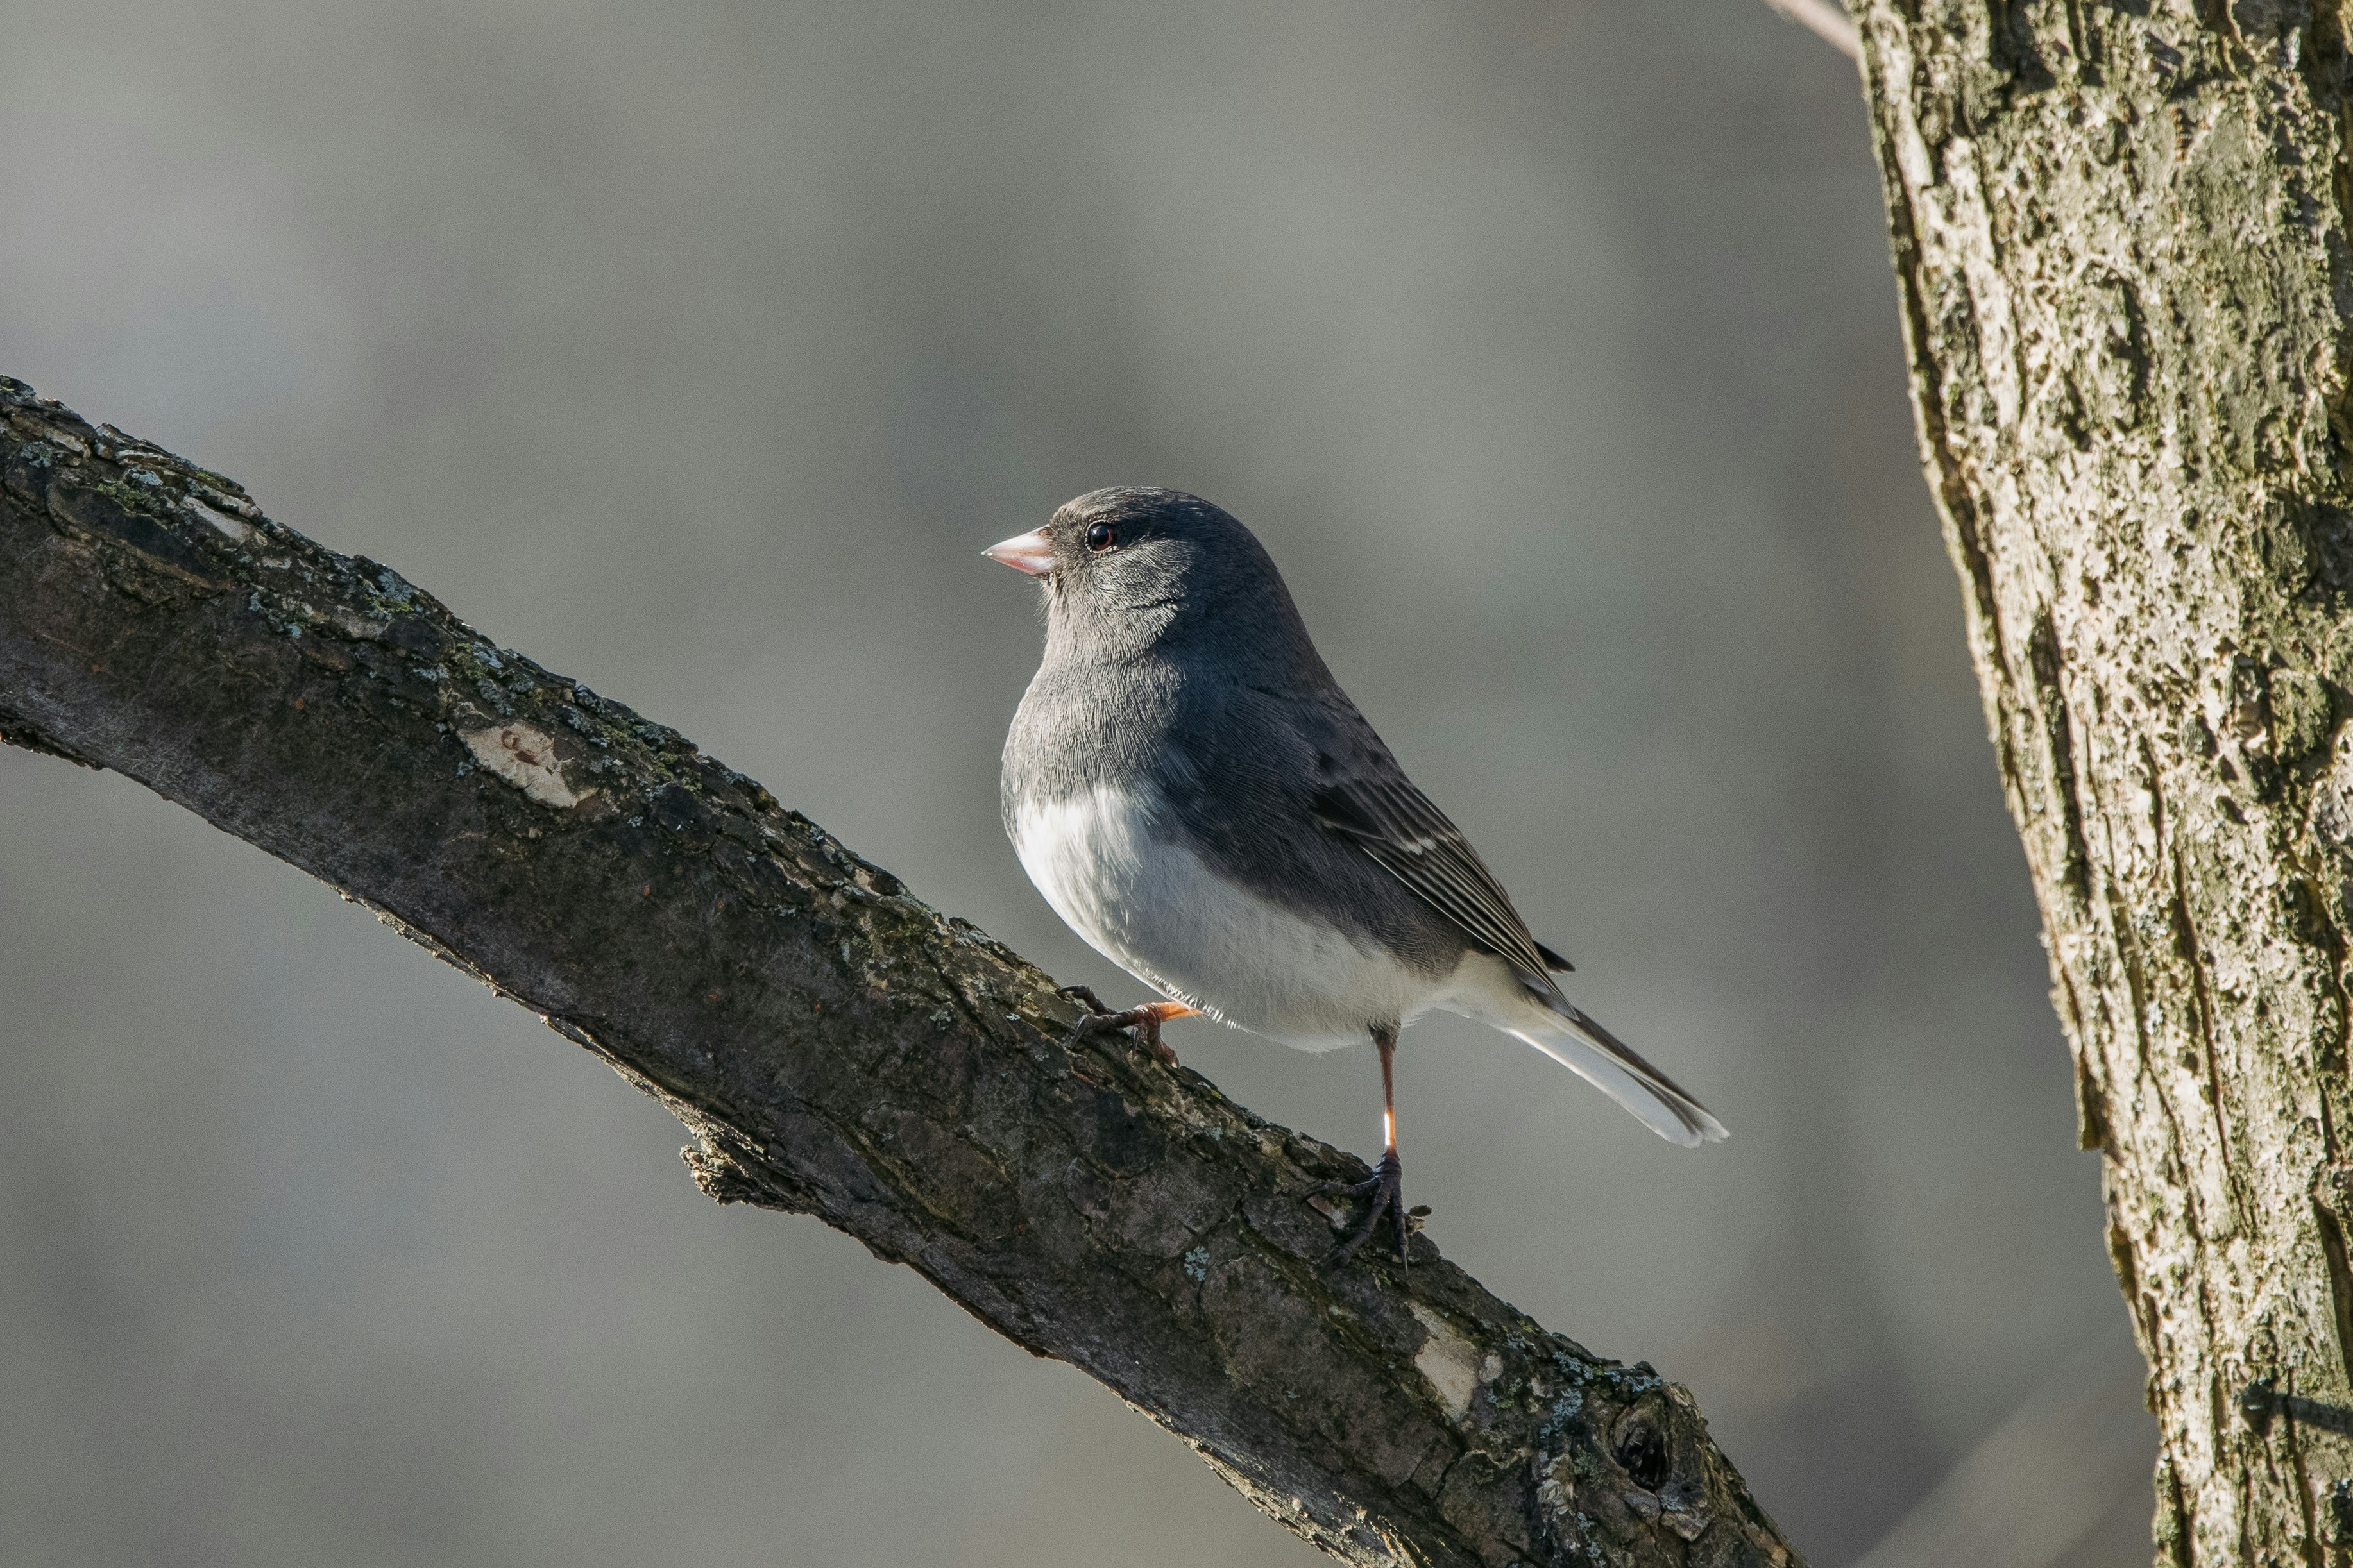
[1085,521,1116,552]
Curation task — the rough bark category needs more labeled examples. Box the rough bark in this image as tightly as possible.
[1853,3,2353,1560]
[0,377,1799,1568]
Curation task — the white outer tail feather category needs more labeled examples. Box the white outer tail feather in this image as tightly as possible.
[1508,1004,1729,1149]
[1438,952,1728,1147]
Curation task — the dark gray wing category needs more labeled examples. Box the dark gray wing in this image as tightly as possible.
[1311,768,1567,984]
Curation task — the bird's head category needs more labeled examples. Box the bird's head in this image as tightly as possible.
[985,487,1317,672]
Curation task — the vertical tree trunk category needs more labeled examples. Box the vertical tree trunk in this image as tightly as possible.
[1853,2,2353,1558]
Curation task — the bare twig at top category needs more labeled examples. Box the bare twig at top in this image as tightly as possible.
[1762,0,1860,59]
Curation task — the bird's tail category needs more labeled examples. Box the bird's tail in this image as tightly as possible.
[1506,995,1728,1148]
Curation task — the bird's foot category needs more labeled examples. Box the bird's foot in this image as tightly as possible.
[1309,1152,1422,1268]
[1059,986,1198,1068]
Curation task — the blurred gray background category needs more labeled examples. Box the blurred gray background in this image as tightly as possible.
[0,2,2153,1565]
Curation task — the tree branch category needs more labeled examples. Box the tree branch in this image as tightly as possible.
[0,376,1800,1568]
[1758,0,1859,61]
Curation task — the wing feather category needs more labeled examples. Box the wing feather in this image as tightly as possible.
[1312,770,1558,986]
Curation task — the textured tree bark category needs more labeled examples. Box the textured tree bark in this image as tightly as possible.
[0,378,1800,1568]
[1853,3,2353,1560]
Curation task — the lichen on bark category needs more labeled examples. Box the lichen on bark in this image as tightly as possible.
[0,375,1801,1567]
[1854,1,2353,1559]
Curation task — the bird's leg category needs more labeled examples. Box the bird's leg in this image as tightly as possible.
[1311,1023,1413,1267]
[1058,985,1196,1068]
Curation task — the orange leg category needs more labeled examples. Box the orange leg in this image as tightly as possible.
[1311,1022,1411,1267]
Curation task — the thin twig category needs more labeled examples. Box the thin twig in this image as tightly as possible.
[1761,0,1860,59]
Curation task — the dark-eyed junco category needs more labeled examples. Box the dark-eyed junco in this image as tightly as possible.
[987,487,1726,1264]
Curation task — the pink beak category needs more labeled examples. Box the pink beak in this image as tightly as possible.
[983,527,1056,577]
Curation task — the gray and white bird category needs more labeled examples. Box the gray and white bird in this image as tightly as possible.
[987,487,1725,1264]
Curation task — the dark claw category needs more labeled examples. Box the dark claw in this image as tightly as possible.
[1059,984,1110,1016]
[1060,988,1186,1067]
[1309,1151,1409,1267]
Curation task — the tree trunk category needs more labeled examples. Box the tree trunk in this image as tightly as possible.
[0,377,1803,1568]
[1854,3,2353,1559]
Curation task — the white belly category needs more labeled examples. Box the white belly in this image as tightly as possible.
[1010,782,1430,1050]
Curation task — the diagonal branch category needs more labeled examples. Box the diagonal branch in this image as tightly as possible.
[0,376,1802,1568]
[1760,0,1860,60]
